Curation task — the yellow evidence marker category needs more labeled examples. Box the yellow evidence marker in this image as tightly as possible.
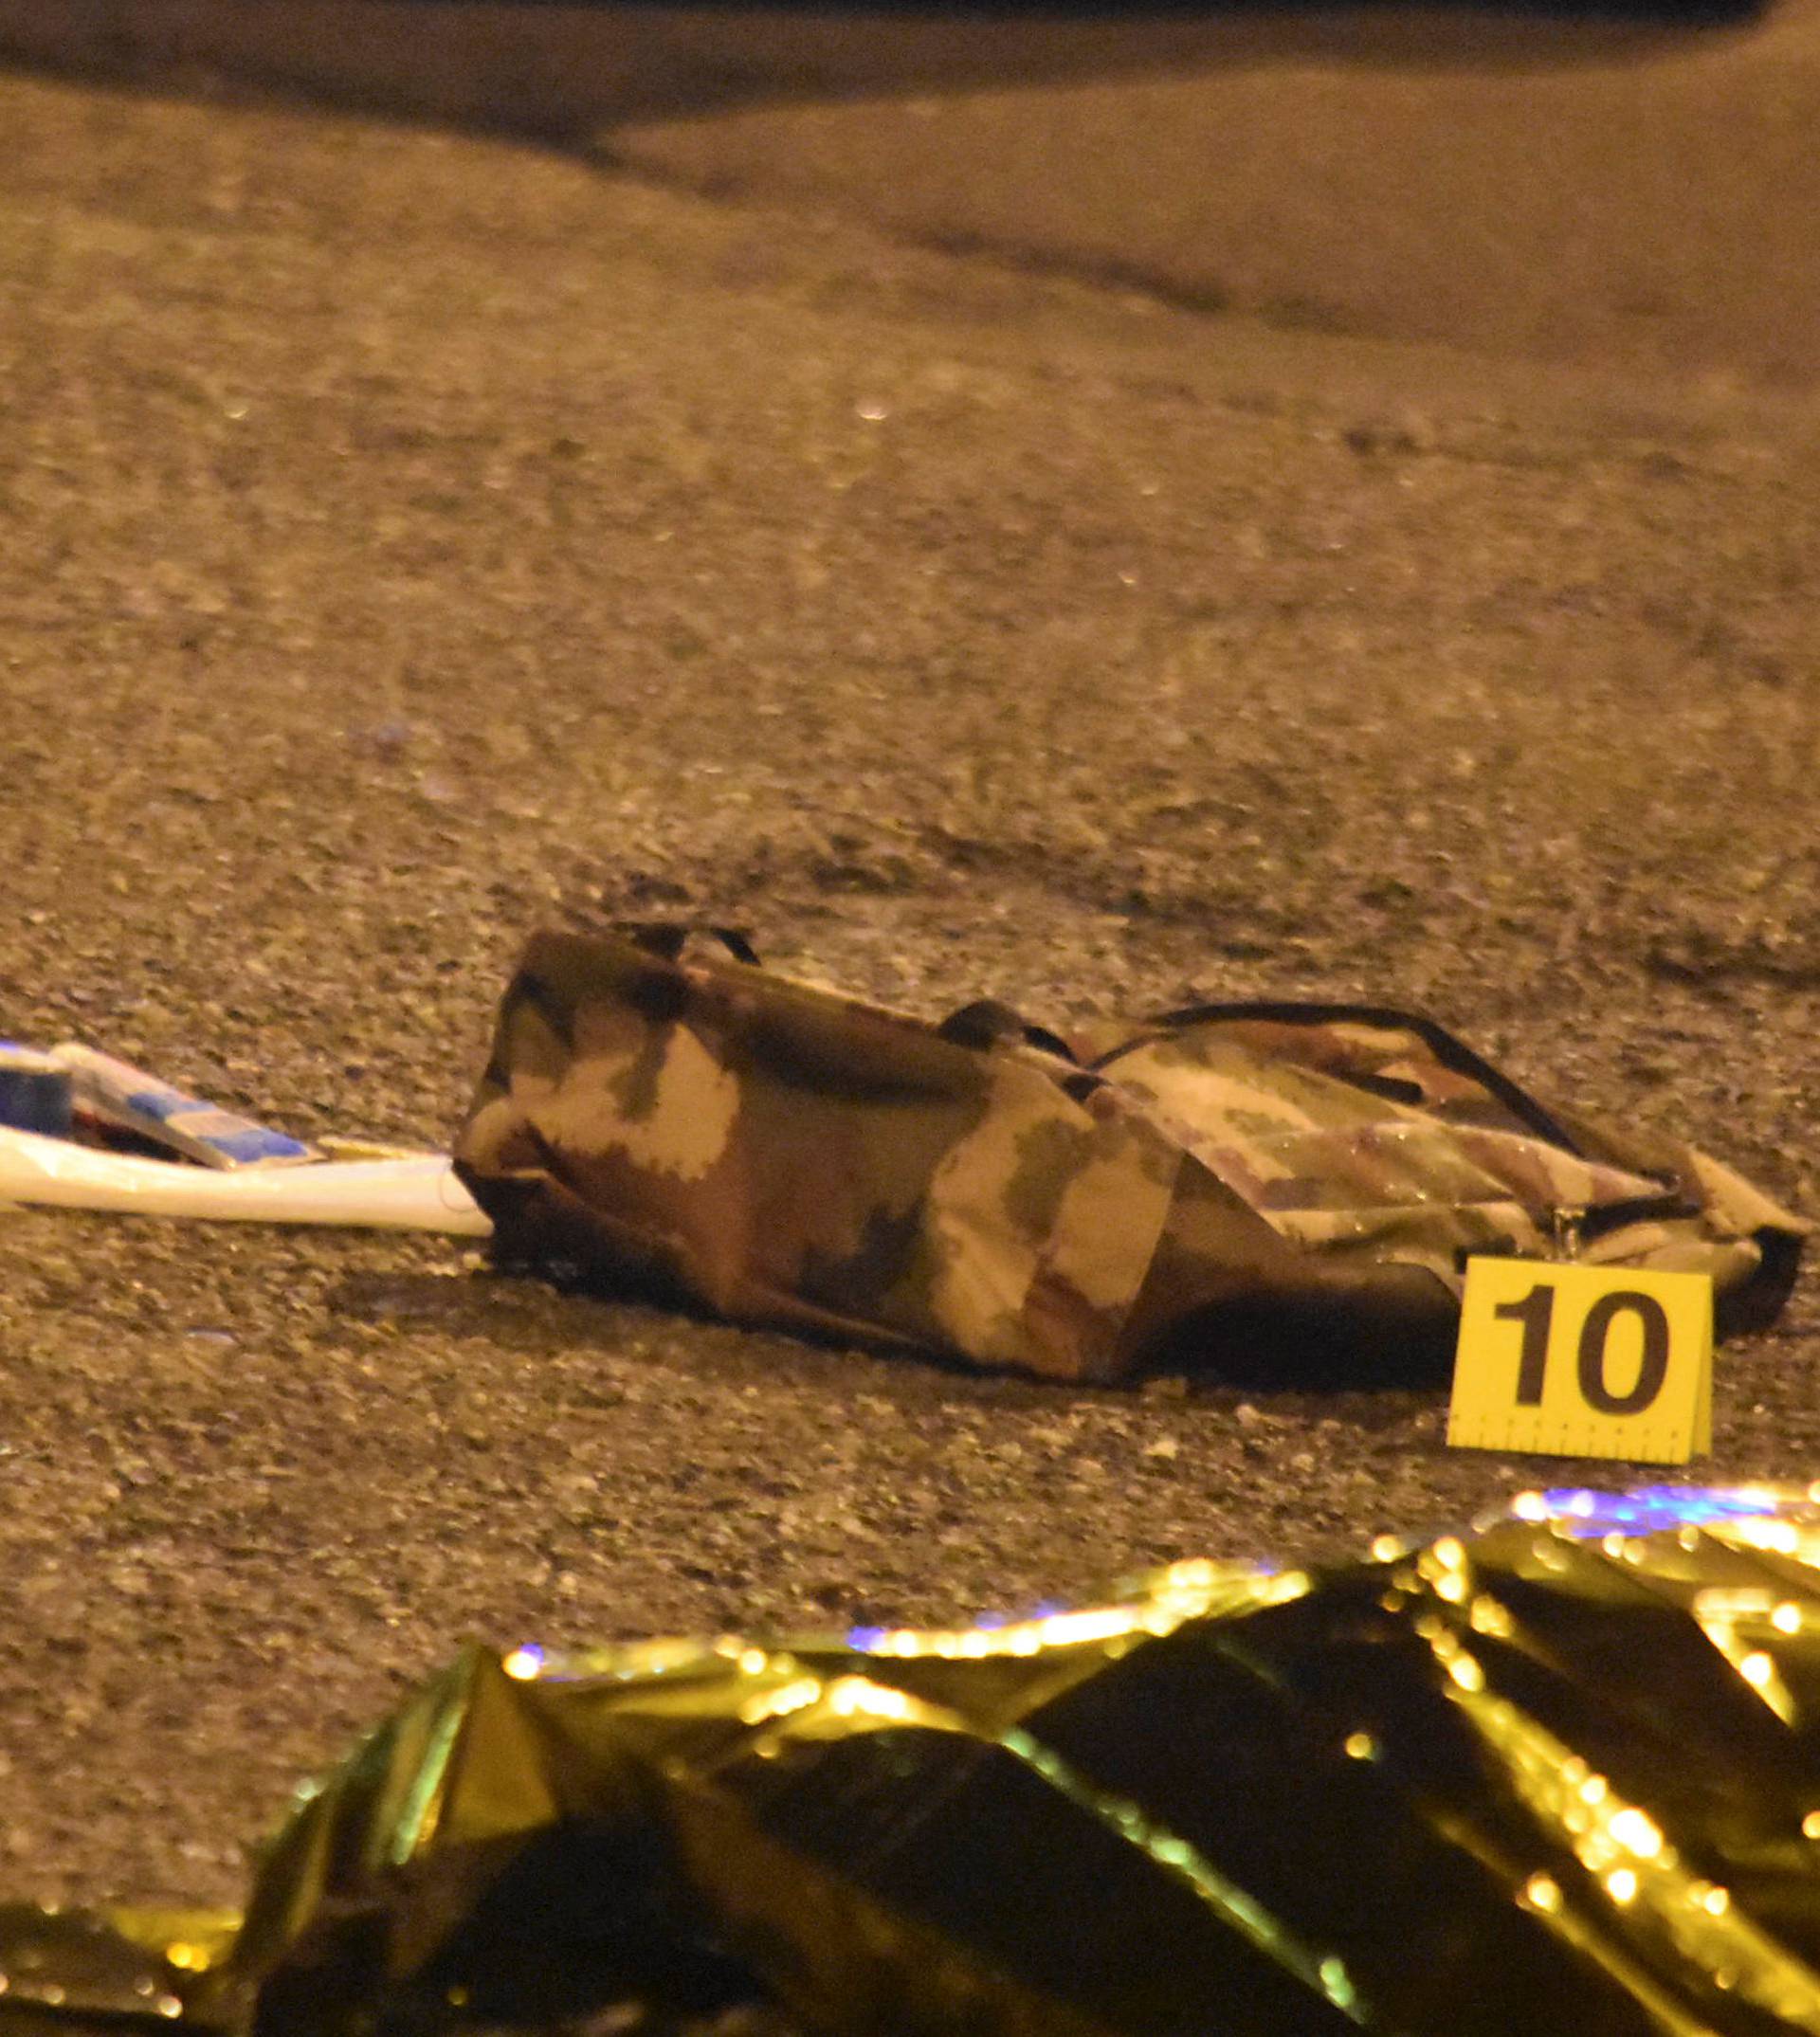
[1447,1258,1713,1464]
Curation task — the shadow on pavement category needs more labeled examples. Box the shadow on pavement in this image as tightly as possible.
[0,0,1765,143]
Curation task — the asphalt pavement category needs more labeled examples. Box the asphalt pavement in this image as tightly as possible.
[0,3,1814,2013]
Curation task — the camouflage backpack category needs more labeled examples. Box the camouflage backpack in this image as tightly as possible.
[453,926,1804,1381]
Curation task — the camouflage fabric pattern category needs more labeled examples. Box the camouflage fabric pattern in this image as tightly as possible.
[452,927,1806,1381]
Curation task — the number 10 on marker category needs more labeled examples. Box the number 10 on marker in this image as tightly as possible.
[1447,1259,1713,1464]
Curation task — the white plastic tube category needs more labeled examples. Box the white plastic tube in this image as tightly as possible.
[0,1128,491,1235]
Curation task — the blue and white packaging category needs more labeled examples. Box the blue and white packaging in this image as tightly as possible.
[50,1044,316,1170]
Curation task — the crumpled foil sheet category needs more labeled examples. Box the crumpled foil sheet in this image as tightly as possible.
[453,926,1805,1381]
[14,1484,1820,2033]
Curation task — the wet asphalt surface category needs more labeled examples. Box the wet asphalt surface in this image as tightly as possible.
[0,9,1815,2022]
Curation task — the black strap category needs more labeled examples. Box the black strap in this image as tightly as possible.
[1094,999,1587,1158]
[937,1000,1079,1066]
[623,922,760,969]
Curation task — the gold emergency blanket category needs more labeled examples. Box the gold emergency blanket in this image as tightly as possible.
[452,926,1804,1379]
[14,1485,1820,2033]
